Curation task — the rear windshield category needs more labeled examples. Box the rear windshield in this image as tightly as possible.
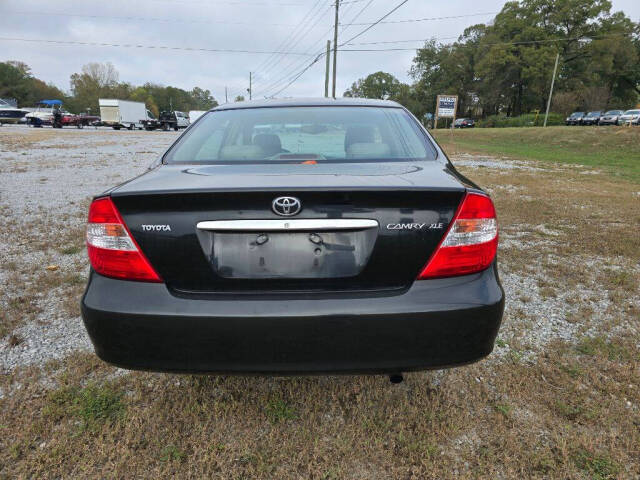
[164,106,436,164]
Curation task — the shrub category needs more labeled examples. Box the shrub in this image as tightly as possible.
[477,112,564,128]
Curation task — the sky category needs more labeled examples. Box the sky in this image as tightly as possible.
[1,0,639,104]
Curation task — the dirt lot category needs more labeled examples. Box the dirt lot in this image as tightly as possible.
[0,125,638,479]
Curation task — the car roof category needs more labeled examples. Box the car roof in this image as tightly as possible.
[211,97,403,111]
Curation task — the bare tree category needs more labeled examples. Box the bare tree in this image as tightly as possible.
[81,62,119,89]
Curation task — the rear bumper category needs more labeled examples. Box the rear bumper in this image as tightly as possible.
[81,265,504,374]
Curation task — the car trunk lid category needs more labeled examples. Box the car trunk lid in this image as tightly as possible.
[111,162,468,293]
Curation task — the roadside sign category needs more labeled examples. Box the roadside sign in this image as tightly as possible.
[435,94,458,128]
[436,95,457,118]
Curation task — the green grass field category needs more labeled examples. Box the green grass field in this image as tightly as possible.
[433,126,640,182]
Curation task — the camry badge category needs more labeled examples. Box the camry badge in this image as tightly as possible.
[272,196,302,216]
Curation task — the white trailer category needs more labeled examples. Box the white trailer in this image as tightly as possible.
[99,99,148,130]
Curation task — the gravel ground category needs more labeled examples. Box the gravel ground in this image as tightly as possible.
[0,126,180,372]
[0,126,635,374]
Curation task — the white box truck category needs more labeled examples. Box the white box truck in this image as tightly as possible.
[99,99,148,130]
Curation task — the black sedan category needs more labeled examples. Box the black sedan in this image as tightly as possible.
[81,98,504,379]
[566,112,585,125]
[454,118,475,128]
[581,111,603,126]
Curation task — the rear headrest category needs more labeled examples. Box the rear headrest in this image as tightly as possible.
[219,145,264,160]
[344,125,375,150]
[346,142,391,159]
[253,134,282,156]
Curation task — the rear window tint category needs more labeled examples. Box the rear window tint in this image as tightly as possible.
[164,106,436,164]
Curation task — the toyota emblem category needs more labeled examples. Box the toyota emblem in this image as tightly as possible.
[272,196,302,216]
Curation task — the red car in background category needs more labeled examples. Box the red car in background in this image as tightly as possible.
[59,112,101,129]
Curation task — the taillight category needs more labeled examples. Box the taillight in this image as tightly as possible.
[86,197,162,282]
[417,192,498,279]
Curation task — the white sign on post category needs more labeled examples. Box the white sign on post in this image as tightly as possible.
[436,95,458,118]
[435,94,458,129]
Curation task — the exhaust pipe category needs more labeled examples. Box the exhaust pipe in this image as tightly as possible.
[389,373,403,384]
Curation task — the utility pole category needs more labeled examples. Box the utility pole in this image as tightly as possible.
[543,53,560,127]
[324,40,331,97]
[248,72,252,100]
[331,0,340,98]
[225,86,228,103]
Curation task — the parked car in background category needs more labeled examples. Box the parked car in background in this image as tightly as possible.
[619,109,640,125]
[141,110,190,131]
[59,112,101,129]
[156,110,190,131]
[454,118,475,128]
[598,110,624,125]
[581,111,602,126]
[81,98,504,378]
[565,112,585,125]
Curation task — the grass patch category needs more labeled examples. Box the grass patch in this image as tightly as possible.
[159,444,187,463]
[59,245,83,255]
[265,397,297,423]
[44,382,126,430]
[433,126,640,182]
[576,336,633,361]
[572,448,619,480]
[493,403,512,418]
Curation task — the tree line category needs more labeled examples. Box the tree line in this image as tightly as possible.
[0,61,218,116]
[345,0,639,119]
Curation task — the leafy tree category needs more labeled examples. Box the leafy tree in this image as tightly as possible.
[0,61,66,107]
[190,87,218,110]
[343,71,405,99]
[409,0,638,117]
[0,61,32,104]
[343,71,426,118]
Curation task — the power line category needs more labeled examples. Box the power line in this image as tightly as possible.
[339,32,635,51]
[142,0,305,5]
[339,0,409,46]
[252,8,336,96]
[345,36,459,45]
[263,0,413,98]
[3,10,298,27]
[260,0,382,98]
[252,1,331,84]
[338,0,375,35]
[339,11,499,26]
[253,21,334,97]
[251,0,325,75]
[249,0,329,91]
[254,0,376,97]
[269,52,326,97]
[0,37,316,56]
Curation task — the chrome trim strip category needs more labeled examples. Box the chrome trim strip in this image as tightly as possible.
[196,219,379,231]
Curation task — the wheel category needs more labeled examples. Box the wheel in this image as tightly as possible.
[174,126,178,131]
[113,126,121,130]
[128,124,134,130]
[162,123,169,131]
[77,122,84,129]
